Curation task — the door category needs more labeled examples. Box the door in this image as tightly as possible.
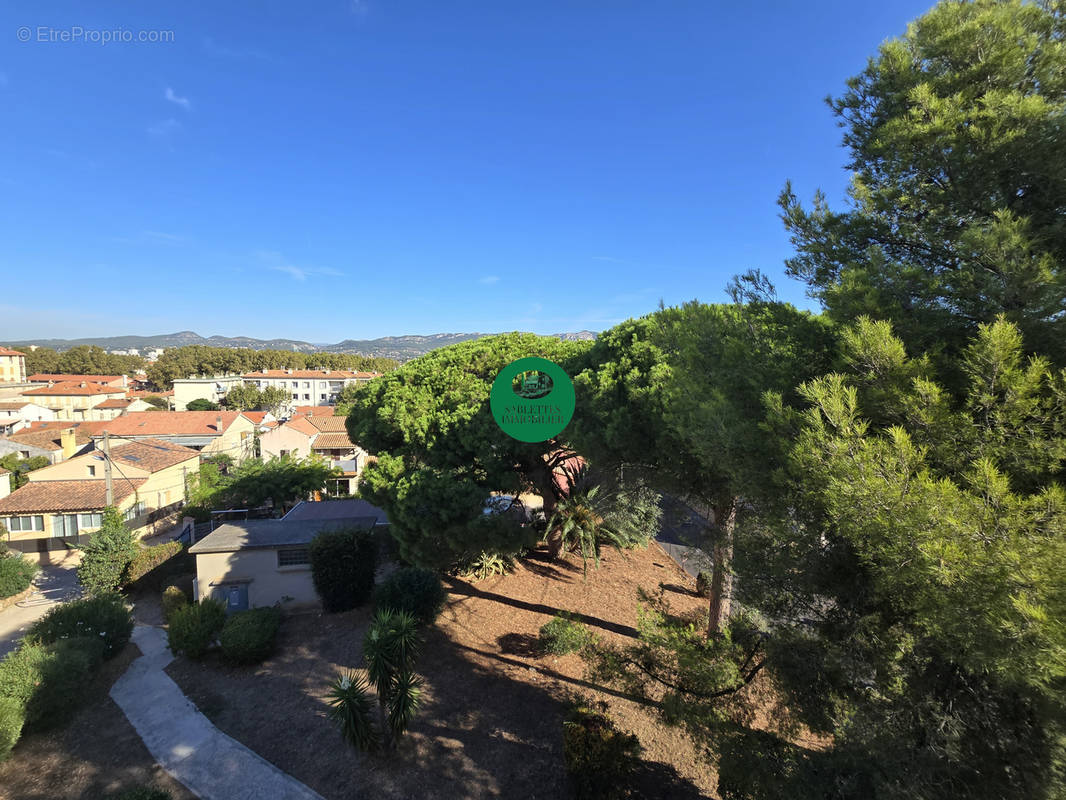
[223,583,248,613]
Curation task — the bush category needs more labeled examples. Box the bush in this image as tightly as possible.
[562,700,643,799]
[374,566,446,625]
[108,787,173,800]
[220,608,281,665]
[0,695,24,762]
[309,526,377,612]
[0,638,104,732]
[0,556,37,599]
[162,585,189,622]
[539,613,590,655]
[78,507,137,595]
[28,594,133,659]
[167,599,226,658]
[454,550,518,581]
[123,541,185,589]
[696,570,713,598]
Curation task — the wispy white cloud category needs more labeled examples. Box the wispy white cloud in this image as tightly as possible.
[165,87,191,110]
[479,275,500,285]
[148,118,180,136]
[269,264,344,281]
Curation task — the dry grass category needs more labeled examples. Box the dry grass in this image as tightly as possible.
[164,542,720,799]
[0,642,195,800]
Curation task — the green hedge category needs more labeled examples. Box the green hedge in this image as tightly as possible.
[28,594,134,660]
[309,526,377,613]
[0,557,37,599]
[167,599,225,658]
[0,695,24,762]
[220,607,282,665]
[0,637,104,734]
[124,541,189,591]
[374,567,446,625]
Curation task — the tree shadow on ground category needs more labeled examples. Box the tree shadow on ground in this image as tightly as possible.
[443,575,640,639]
[497,632,541,657]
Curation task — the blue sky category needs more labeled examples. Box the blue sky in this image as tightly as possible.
[2,1,933,342]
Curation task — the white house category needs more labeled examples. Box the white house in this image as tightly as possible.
[241,369,380,406]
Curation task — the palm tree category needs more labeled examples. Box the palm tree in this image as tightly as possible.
[546,484,628,576]
[363,608,424,749]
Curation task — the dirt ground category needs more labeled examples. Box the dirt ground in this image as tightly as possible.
[0,642,195,800]
[163,542,720,799]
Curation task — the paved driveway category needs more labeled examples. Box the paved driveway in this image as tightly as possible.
[0,564,82,658]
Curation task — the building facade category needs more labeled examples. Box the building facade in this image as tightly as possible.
[0,349,27,383]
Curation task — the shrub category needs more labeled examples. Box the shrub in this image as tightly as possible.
[108,787,173,800]
[454,550,517,581]
[374,567,446,625]
[167,599,226,658]
[220,607,281,665]
[562,700,643,799]
[539,613,590,655]
[309,526,377,612]
[696,570,713,598]
[161,585,189,622]
[326,671,379,752]
[124,541,184,589]
[0,695,24,762]
[0,556,37,599]
[78,507,137,595]
[0,638,104,733]
[28,594,133,659]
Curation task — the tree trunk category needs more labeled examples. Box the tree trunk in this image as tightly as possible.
[706,501,736,638]
[528,455,564,558]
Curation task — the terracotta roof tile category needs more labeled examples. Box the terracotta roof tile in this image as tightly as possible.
[24,381,126,396]
[0,348,26,357]
[4,423,106,451]
[94,399,133,409]
[95,411,245,437]
[0,479,145,514]
[110,439,200,472]
[293,405,336,416]
[311,432,356,450]
[306,416,348,432]
[281,417,320,437]
[0,401,32,410]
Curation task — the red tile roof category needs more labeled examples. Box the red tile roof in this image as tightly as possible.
[24,381,126,396]
[0,401,33,410]
[306,415,348,432]
[0,348,26,357]
[293,405,336,416]
[311,432,356,450]
[0,478,145,513]
[109,439,200,472]
[280,417,320,437]
[94,399,133,409]
[242,370,380,379]
[95,411,247,437]
[5,422,108,451]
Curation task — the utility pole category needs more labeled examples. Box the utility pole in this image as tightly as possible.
[103,431,114,506]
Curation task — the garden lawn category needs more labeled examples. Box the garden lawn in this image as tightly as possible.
[0,641,195,800]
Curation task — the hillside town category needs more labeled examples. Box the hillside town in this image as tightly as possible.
[0,345,380,565]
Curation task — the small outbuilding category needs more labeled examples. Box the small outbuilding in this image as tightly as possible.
[189,513,378,612]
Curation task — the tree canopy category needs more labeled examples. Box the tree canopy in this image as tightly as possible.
[346,333,590,568]
[15,345,145,377]
[780,0,1066,366]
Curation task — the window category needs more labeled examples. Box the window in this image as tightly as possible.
[292,393,299,400]
[303,393,310,400]
[291,381,298,388]
[277,548,310,567]
[5,515,44,532]
[123,502,146,522]
[303,381,310,388]
[87,465,96,476]
[78,512,102,529]
[320,394,327,401]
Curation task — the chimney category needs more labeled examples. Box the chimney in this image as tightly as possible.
[286,368,293,375]
[215,414,224,432]
[324,369,330,375]
[80,381,87,388]
[60,427,76,460]
[262,368,268,374]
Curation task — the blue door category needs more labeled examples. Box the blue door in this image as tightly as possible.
[222,584,248,613]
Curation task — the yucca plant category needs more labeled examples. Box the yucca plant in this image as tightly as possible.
[325,671,378,752]
[363,608,424,748]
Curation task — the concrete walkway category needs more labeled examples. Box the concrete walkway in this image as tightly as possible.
[0,565,82,658]
[111,625,325,800]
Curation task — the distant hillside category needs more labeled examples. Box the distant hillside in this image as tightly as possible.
[5,330,597,362]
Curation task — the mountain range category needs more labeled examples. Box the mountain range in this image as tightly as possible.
[3,331,597,361]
